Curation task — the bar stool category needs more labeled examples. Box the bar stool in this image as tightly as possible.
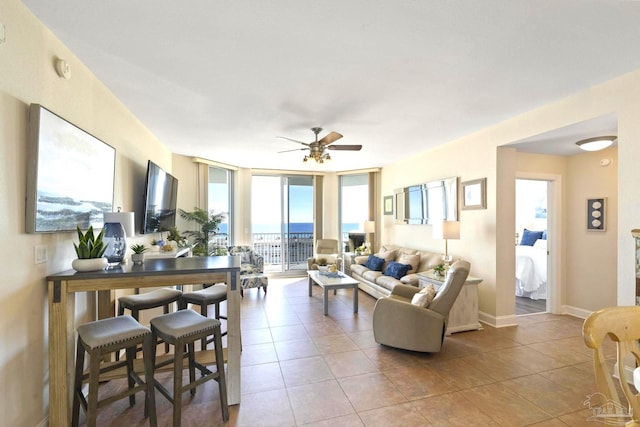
[117,287,183,359]
[150,309,229,426]
[179,284,227,350]
[72,315,157,427]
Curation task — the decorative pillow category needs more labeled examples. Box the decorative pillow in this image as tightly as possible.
[397,253,420,273]
[542,229,548,240]
[411,284,437,307]
[520,229,543,246]
[364,254,385,271]
[383,261,412,280]
[376,249,397,271]
[400,273,419,286]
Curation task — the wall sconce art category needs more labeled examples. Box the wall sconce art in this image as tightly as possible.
[587,198,606,231]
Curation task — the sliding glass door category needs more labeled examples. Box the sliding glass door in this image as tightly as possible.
[251,175,314,273]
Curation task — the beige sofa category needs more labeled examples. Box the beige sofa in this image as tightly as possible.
[349,244,443,299]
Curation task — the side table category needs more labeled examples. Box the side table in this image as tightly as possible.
[417,269,483,335]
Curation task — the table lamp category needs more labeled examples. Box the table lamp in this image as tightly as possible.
[432,220,460,269]
[364,220,376,254]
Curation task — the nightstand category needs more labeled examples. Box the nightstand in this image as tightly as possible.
[417,270,483,335]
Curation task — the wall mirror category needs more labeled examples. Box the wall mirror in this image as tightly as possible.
[394,177,458,224]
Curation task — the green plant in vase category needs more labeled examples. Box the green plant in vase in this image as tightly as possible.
[179,208,226,256]
[433,264,446,276]
[130,243,148,265]
[72,225,109,271]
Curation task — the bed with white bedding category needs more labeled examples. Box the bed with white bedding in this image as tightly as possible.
[515,241,547,300]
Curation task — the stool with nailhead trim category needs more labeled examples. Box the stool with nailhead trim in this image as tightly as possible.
[71,315,157,427]
[150,309,228,426]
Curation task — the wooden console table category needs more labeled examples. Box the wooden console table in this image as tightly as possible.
[46,256,241,426]
[417,269,483,335]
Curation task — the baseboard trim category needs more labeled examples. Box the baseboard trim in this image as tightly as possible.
[560,304,592,319]
[479,311,518,329]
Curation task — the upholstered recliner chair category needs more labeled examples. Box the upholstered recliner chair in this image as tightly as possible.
[307,239,342,271]
[372,260,470,352]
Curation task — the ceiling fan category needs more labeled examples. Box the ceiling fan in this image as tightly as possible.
[277,127,362,163]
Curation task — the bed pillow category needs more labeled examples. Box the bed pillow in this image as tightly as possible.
[411,284,437,308]
[383,261,412,280]
[364,254,385,271]
[520,229,543,246]
[533,239,547,250]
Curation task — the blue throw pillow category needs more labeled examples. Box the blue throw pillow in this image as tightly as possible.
[383,261,412,280]
[520,229,543,246]
[541,230,547,240]
[364,254,385,271]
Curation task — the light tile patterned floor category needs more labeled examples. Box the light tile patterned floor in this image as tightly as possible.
[77,277,618,426]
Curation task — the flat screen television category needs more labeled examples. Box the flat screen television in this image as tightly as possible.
[141,160,178,234]
[26,104,115,233]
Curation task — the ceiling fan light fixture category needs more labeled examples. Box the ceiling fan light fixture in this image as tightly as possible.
[576,136,617,152]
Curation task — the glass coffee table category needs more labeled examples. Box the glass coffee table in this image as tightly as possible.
[307,270,359,316]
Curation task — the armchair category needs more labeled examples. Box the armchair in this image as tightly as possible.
[227,245,267,297]
[372,260,470,352]
[307,239,342,271]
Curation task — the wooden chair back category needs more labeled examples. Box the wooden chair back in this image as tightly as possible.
[583,306,640,426]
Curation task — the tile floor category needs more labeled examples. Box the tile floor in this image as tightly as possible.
[78,277,619,426]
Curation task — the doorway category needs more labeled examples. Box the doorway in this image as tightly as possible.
[251,175,314,274]
[515,178,549,315]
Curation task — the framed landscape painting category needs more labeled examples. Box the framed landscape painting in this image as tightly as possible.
[26,104,115,233]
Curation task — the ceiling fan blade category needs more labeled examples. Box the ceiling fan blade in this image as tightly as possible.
[327,144,362,151]
[276,136,310,147]
[278,147,308,153]
[318,131,343,145]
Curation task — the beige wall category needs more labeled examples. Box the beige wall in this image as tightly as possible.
[381,76,633,326]
[0,1,171,425]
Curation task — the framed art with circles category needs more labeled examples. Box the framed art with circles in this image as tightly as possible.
[586,198,606,231]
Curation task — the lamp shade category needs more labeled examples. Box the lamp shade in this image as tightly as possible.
[364,221,376,234]
[433,220,460,240]
[104,211,135,237]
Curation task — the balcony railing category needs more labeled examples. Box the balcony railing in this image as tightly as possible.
[250,232,313,268]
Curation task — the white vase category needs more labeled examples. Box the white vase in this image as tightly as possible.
[131,253,145,265]
[72,258,108,272]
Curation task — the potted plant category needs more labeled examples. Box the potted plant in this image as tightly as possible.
[166,226,188,248]
[433,264,446,276]
[179,208,226,256]
[316,257,330,271]
[72,225,109,272]
[130,243,148,264]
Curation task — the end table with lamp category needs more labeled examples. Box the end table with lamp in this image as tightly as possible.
[417,269,483,335]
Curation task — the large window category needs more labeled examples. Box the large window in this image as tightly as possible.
[339,174,369,252]
[208,166,232,248]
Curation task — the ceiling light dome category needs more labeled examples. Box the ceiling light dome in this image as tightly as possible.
[576,136,617,152]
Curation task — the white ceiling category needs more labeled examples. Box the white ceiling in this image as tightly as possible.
[22,1,639,171]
